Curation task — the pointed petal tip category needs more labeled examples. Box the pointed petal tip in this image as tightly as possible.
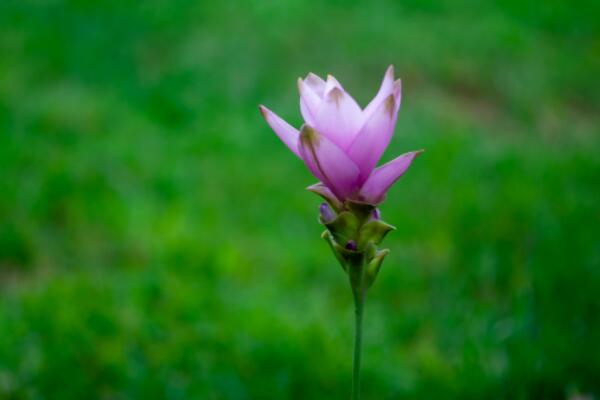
[259,105,286,123]
[258,104,268,117]
[325,74,341,89]
[259,105,302,158]
[305,73,327,94]
[385,65,395,78]
[403,149,425,162]
[393,79,402,95]
[358,149,424,204]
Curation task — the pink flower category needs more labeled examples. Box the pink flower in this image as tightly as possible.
[260,66,422,205]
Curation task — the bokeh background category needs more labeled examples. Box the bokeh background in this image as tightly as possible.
[1,0,600,398]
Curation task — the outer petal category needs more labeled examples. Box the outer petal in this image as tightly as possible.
[305,73,326,97]
[362,65,396,122]
[347,91,401,183]
[314,75,363,149]
[298,78,323,126]
[259,105,301,158]
[307,182,343,211]
[298,125,361,201]
[358,150,423,204]
[323,74,344,94]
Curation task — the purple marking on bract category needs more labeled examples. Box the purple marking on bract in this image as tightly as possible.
[345,240,358,251]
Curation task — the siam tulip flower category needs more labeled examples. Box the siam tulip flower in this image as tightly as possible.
[259,66,423,400]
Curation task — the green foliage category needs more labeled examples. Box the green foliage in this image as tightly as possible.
[1,0,599,398]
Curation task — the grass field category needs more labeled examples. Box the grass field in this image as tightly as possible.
[1,0,600,398]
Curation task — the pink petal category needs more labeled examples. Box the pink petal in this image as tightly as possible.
[314,75,364,149]
[259,105,301,158]
[323,74,344,94]
[362,65,396,122]
[347,92,401,183]
[298,78,323,127]
[305,73,326,97]
[358,150,423,204]
[298,125,361,200]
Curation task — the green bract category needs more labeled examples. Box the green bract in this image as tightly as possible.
[320,200,395,291]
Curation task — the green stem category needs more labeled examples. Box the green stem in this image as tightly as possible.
[351,287,365,400]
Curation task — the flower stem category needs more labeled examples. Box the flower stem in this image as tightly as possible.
[351,287,365,400]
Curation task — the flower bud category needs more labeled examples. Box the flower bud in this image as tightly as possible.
[371,208,381,220]
[319,202,335,224]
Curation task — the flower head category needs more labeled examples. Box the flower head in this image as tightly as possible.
[259,68,424,397]
[260,66,422,206]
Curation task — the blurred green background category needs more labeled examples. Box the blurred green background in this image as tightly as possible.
[1,0,600,398]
